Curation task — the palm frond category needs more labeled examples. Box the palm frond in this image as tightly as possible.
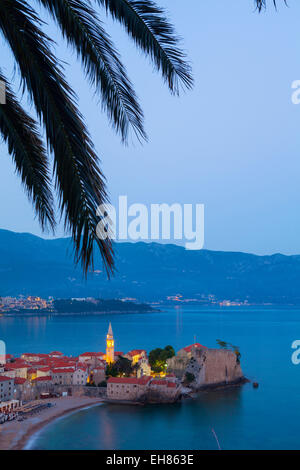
[0,0,114,275]
[37,0,146,143]
[96,0,193,94]
[255,0,288,11]
[0,71,55,231]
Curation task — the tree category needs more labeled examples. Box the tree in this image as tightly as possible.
[216,340,241,364]
[184,372,195,384]
[105,356,135,377]
[149,345,175,373]
[105,363,118,378]
[216,339,228,349]
[0,0,192,275]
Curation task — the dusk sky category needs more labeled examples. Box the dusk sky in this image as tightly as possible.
[1,0,300,255]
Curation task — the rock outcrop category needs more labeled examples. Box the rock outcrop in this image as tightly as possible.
[167,346,244,390]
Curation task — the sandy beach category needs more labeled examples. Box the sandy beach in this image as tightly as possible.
[0,397,104,450]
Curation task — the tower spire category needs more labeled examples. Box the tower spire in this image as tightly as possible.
[106,322,114,364]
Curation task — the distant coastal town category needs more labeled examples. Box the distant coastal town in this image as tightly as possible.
[0,295,254,315]
[0,296,156,315]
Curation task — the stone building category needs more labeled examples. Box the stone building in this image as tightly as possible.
[107,376,181,403]
[72,368,88,385]
[51,367,75,385]
[0,375,14,402]
[125,349,147,365]
[136,357,152,378]
[107,376,152,401]
[90,365,106,386]
[177,343,207,360]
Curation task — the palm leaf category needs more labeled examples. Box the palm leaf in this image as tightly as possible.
[255,0,288,11]
[0,0,114,275]
[96,0,193,94]
[0,71,55,231]
[37,0,146,143]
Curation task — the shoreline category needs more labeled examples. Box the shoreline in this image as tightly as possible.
[0,309,158,317]
[0,397,104,450]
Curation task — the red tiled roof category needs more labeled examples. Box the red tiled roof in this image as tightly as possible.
[0,375,12,382]
[4,363,28,371]
[167,382,176,388]
[79,352,104,357]
[151,380,167,386]
[108,376,151,385]
[166,373,176,377]
[32,376,52,382]
[77,362,88,369]
[49,351,63,355]
[114,351,124,356]
[51,368,74,374]
[183,343,207,353]
[14,377,27,385]
[37,366,51,372]
[127,349,146,357]
[138,376,152,385]
[48,362,75,368]
[22,353,49,358]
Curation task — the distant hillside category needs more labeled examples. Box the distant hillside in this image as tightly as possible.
[0,229,300,304]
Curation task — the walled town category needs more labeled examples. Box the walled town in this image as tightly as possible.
[0,323,245,423]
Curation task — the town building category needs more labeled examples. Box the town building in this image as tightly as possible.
[107,376,152,401]
[51,368,75,385]
[72,368,88,385]
[0,376,14,402]
[177,343,207,359]
[107,376,180,403]
[106,322,114,364]
[125,349,147,365]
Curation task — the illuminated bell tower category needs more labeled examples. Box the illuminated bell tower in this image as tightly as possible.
[106,322,114,364]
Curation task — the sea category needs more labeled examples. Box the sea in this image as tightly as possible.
[1,305,300,450]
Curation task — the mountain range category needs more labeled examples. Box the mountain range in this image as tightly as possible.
[0,229,300,304]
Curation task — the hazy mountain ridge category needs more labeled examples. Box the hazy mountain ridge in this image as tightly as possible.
[1,229,300,304]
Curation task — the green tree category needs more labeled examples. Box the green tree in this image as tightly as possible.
[216,339,228,349]
[105,356,135,377]
[149,345,175,373]
[105,363,118,378]
[114,356,134,377]
[216,340,241,364]
[184,372,195,384]
[0,0,192,274]
[98,381,107,387]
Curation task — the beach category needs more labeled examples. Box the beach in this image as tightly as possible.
[0,397,104,450]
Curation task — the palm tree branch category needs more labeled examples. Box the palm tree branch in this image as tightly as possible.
[37,0,146,142]
[96,0,193,94]
[255,1,288,11]
[0,71,55,231]
[0,0,114,275]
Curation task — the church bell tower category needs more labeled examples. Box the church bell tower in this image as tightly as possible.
[106,322,114,364]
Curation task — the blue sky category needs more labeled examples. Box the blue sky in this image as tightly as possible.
[1,0,300,255]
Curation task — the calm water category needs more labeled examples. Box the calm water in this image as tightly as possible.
[1,305,300,450]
